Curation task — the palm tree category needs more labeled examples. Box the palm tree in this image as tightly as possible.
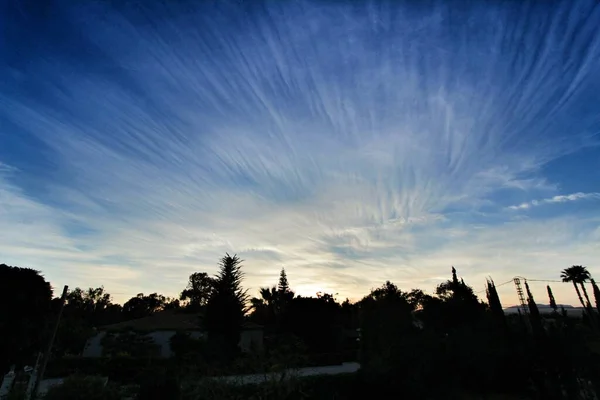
[561,265,592,309]
[259,286,277,306]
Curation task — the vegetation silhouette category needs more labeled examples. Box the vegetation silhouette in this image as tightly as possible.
[561,265,593,310]
[2,260,600,399]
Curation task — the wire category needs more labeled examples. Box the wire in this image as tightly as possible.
[475,277,567,295]
[475,278,514,294]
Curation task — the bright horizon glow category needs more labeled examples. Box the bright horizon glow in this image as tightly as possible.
[1,1,599,307]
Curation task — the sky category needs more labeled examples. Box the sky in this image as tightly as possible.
[1,0,599,306]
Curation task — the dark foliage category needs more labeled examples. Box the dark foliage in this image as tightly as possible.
[282,294,344,356]
[547,285,558,313]
[101,330,160,358]
[5,259,600,399]
[0,264,52,371]
[204,254,248,361]
[137,368,181,400]
[43,375,120,400]
[169,331,208,362]
[53,287,123,357]
[525,281,544,337]
[180,272,215,312]
[561,265,592,310]
[45,357,174,384]
[591,279,600,315]
[122,293,170,320]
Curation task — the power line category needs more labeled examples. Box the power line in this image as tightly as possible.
[475,277,565,294]
[475,278,513,294]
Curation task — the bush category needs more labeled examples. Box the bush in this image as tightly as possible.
[137,368,181,400]
[43,375,120,400]
[45,356,174,384]
[179,373,362,400]
[101,330,160,358]
[169,331,209,362]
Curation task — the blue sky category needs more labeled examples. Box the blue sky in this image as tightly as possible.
[1,0,599,306]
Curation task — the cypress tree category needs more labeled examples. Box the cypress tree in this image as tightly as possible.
[486,279,504,317]
[591,279,600,315]
[486,278,507,333]
[525,281,544,337]
[451,266,458,286]
[547,285,558,314]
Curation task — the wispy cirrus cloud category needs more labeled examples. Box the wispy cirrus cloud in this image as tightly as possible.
[508,192,600,210]
[1,1,599,306]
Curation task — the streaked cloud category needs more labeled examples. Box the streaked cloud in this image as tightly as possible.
[508,192,600,210]
[1,0,599,307]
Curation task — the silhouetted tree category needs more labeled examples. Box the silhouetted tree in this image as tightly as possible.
[434,267,483,329]
[591,279,600,315]
[0,264,53,372]
[64,286,122,326]
[122,293,167,320]
[250,269,296,327]
[164,297,181,310]
[525,281,543,337]
[249,286,277,326]
[364,281,403,302]
[276,268,294,314]
[452,266,459,286]
[53,286,123,356]
[359,281,424,394]
[285,294,343,357]
[204,254,248,360]
[486,279,506,327]
[547,285,558,314]
[404,288,427,311]
[278,268,290,293]
[180,272,215,311]
[561,265,592,310]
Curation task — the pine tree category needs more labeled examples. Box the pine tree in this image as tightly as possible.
[275,268,294,316]
[547,285,558,314]
[204,254,248,360]
[278,268,290,294]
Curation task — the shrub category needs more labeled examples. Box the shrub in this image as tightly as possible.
[43,375,120,400]
[101,330,160,358]
[45,356,174,384]
[169,331,208,361]
[137,368,181,400]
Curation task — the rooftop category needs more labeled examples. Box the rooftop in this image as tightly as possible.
[99,310,263,332]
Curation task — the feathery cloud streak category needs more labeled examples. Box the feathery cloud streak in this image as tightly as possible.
[1,1,599,305]
[509,192,600,210]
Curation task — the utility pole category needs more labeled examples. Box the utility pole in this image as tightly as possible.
[29,285,68,400]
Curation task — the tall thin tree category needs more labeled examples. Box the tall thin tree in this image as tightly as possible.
[591,278,600,315]
[451,266,459,286]
[486,278,505,324]
[525,281,543,337]
[547,285,558,314]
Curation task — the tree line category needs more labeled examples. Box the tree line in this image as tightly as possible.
[2,259,600,398]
